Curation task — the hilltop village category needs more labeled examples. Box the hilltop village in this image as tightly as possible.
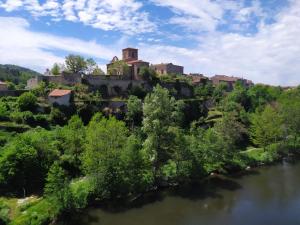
[1,47,300,225]
[22,47,253,106]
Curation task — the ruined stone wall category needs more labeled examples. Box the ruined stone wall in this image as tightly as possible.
[161,82,192,98]
[83,75,147,96]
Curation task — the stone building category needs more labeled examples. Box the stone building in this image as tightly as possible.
[107,48,150,80]
[48,89,72,106]
[0,81,8,91]
[27,72,82,89]
[210,75,253,90]
[187,73,210,85]
[151,63,184,75]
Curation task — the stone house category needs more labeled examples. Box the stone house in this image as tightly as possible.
[187,74,210,85]
[107,48,150,80]
[151,63,184,75]
[27,72,82,89]
[0,81,8,91]
[48,89,72,106]
[210,75,252,90]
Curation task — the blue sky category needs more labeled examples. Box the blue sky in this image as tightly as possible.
[0,0,299,86]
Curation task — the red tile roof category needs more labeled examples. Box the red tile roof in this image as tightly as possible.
[49,89,71,97]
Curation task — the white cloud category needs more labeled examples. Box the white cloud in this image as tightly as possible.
[0,0,299,86]
[0,16,120,72]
[151,0,224,32]
[0,0,155,34]
[150,0,269,33]
[0,0,23,11]
[139,0,300,86]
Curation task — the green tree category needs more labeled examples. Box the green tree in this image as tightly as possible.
[224,82,250,110]
[0,129,59,195]
[194,82,213,100]
[214,112,247,149]
[86,58,96,74]
[168,127,192,181]
[122,135,153,194]
[17,92,37,112]
[142,85,184,181]
[59,115,85,177]
[107,60,130,76]
[138,67,158,84]
[247,84,282,112]
[51,63,61,75]
[65,54,87,74]
[0,101,8,119]
[187,127,226,174]
[126,95,143,128]
[44,162,72,209]
[50,107,67,125]
[82,113,128,199]
[279,92,300,148]
[92,66,105,75]
[213,82,228,103]
[250,105,283,149]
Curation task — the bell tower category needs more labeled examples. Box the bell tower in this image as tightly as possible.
[122,48,138,62]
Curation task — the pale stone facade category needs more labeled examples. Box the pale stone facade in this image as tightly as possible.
[0,81,8,91]
[151,63,184,75]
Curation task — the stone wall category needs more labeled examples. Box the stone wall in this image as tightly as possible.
[161,81,193,98]
[83,75,147,96]
[151,63,184,75]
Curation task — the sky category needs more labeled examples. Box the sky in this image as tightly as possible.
[0,0,299,86]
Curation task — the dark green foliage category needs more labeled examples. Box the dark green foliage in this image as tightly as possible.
[65,55,87,74]
[107,60,130,76]
[58,115,85,177]
[138,67,159,85]
[128,85,147,99]
[51,63,61,75]
[247,84,282,112]
[1,78,300,225]
[17,92,37,112]
[0,64,41,87]
[126,95,143,128]
[0,101,9,120]
[0,129,60,195]
[45,162,72,209]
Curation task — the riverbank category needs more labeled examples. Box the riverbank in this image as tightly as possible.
[56,145,300,223]
[57,160,300,225]
[1,145,299,225]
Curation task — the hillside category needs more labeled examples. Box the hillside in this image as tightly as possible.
[0,64,41,87]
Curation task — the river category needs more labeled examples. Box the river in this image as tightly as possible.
[59,161,300,225]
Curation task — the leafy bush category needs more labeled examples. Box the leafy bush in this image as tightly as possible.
[241,144,280,165]
[0,101,9,120]
[17,92,37,112]
[0,199,10,224]
[10,198,60,225]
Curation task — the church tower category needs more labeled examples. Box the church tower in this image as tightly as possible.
[122,48,138,62]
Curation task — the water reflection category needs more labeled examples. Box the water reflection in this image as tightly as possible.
[58,162,300,225]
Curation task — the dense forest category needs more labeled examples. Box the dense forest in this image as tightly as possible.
[0,64,300,224]
[0,64,41,89]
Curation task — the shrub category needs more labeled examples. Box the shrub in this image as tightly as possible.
[17,92,37,112]
[0,101,9,120]
[0,199,10,224]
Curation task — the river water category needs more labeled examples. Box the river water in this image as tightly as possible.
[60,161,300,225]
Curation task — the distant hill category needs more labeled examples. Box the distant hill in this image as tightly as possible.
[0,64,41,87]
